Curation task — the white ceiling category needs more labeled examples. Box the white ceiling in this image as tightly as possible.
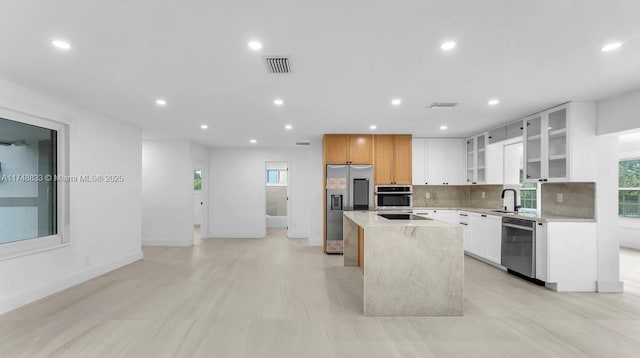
[1,0,640,147]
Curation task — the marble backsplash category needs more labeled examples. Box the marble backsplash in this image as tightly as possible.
[413,185,515,209]
[541,182,595,219]
[412,182,596,219]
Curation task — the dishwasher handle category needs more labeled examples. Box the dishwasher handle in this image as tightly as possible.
[503,222,534,231]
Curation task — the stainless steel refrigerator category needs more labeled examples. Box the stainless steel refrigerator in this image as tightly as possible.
[326,164,373,254]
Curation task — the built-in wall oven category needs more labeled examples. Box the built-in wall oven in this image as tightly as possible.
[501,217,537,281]
[375,185,412,210]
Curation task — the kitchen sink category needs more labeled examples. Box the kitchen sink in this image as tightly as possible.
[491,210,517,214]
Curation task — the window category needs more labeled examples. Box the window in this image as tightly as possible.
[194,170,202,191]
[619,159,640,218]
[266,169,287,186]
[519,169,538,210]
[0,112,67,259]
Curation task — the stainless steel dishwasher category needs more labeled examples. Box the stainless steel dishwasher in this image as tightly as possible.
[501,217,536,279]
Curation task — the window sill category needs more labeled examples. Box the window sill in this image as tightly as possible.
[619,217,640,229]
[0,241,70,263]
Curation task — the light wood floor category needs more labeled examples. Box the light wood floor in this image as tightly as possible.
[2,230,640,357]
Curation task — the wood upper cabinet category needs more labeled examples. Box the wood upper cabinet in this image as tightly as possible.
[348,135,373,164]
[374,135,394,184]
[323,134,373,164]
[374,134,412,185]
[392,135,412,184]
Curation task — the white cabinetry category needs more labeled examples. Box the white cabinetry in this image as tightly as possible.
[466,133,487,184]
[457,211,471,251]
[545,222,597,292]
[412,138,465,185]
[413,209,458,224]
[470,213,487,257]
[434,210,458,224]
[466,213,502,264]
[535,221,547,282]
[524,102,596,183]
[486,215,502,264]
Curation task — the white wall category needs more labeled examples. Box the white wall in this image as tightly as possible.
[595,134,623,292]
[0,77,143,314]
[142,140,193,246]
[308,139,323,246]
[208,147,311,239]
[595,89,640,292]
[597,89,640,135]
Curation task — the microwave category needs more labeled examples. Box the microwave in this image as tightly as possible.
[375,185,413,210]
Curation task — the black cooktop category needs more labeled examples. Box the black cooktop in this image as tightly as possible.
[377,213,429,220]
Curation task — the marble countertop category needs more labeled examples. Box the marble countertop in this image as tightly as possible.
[343,211,459,227]
[411,207,596,223]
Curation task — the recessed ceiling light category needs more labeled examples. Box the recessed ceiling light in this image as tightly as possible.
[248,41,263,51]
[370,125,377,130]
[488,99,500,106]
[273,98,284,106]
[51,40,71,50]
[391,99,402,106]
[440,125,448,130]
[601,42,623,52]
[200,124,208,130]
[440,41,456,51]
[249,139,257,144]
[155,99,167,106]
[285,124,293,130]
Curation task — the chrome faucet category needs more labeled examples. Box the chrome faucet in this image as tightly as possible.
[501,188,520,212]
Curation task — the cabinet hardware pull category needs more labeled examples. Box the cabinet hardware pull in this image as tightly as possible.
[481,214,487,217]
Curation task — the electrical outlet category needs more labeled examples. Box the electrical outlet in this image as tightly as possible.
[425,192,431,199]
[482,192,486,198]
[557,193,563,203]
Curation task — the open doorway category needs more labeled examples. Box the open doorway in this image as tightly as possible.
[618,131,640,294]
[193,167,204,245]
[265,161,289,237]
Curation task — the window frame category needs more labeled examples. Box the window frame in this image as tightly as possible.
[266,169,288,186]
[0,107,69,261]
[618,157,640,219]
[193,169,202,191]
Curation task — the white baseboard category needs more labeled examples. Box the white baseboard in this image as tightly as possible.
[597,280,624,293]
[308,239,322,247]
[142,239,192,247]
[0,250,143,315]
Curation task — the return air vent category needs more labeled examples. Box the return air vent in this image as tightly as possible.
[295,141,311,146]
[429,102,458,109]
[264,56,292,74]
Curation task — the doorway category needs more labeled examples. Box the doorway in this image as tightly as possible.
[193,166,205,245]
[265,161,289,237]
[618,131,640,292]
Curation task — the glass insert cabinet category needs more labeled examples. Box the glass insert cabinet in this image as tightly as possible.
[523,105,568,182]
[466,133,487,184]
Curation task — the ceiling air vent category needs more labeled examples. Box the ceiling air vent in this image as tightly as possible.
[295,141,311,146]
[264,56,292,74]
[429,102,458,109]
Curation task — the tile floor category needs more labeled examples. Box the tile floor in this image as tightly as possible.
[1,230,640,357]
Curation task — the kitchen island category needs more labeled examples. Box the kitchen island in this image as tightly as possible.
[343,211,463,316]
